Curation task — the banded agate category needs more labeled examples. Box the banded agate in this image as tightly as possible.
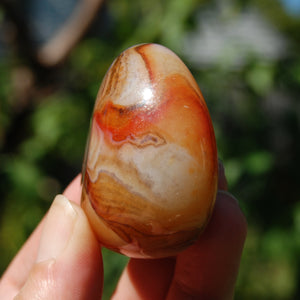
[81,43,218,258]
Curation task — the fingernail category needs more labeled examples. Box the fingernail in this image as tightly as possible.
[37,194,77,263]
[218,190,240,206]
[218,159,228,190]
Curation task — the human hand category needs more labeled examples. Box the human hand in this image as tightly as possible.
[0,162,247,299]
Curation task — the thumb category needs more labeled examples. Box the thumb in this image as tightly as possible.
[14,195,103,300]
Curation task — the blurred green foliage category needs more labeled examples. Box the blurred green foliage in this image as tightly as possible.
[0,0,299,299]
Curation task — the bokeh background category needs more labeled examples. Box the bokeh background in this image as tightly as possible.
[0,0,299,299]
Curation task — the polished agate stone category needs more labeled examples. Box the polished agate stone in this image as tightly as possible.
[81,43,218,258]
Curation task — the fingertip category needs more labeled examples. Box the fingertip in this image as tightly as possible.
[63,174,82,204]
[218,159,228,190]
[58,198,104,299]
[217,190,247,237]
[14,194,103,300]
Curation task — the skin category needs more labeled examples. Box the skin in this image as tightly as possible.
[0,162,247,299]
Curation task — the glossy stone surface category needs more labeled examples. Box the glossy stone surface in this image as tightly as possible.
[81,43,218,258]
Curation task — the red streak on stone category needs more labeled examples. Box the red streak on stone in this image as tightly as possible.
[135,44,155,84]
[93,73,216,164]
[94,102,155,142]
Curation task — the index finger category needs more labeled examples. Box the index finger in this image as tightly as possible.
[0,174,82,298]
